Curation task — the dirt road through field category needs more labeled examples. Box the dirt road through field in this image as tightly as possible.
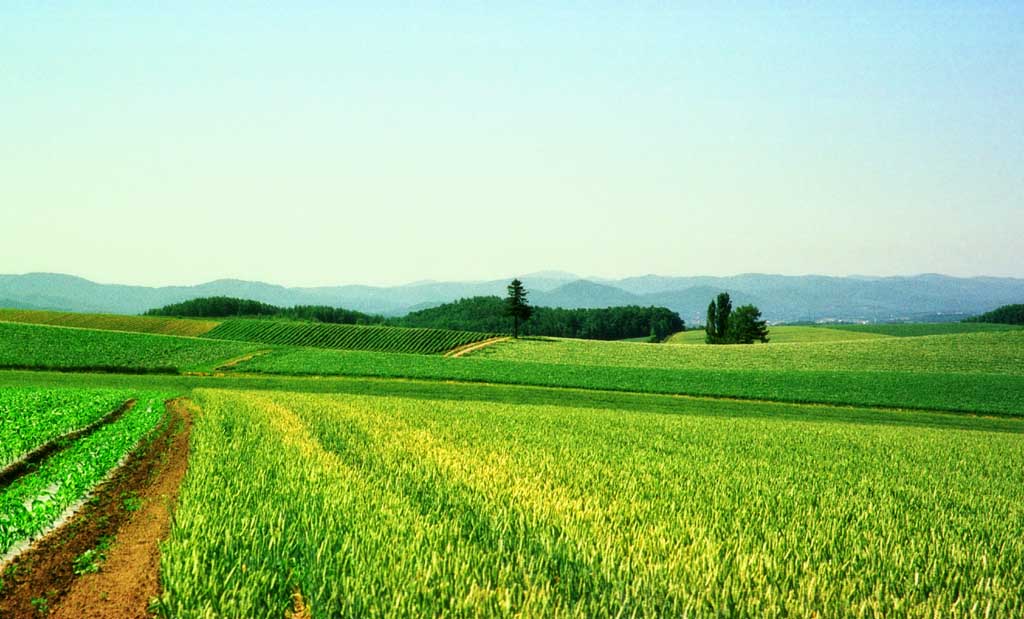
[0,399,193,619]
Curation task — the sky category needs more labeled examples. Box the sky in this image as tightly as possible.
[2,2,1022,287]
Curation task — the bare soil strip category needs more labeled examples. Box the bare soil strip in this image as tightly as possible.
[444,337,510,358]
[0,399,193,619]
[0,399,136,489]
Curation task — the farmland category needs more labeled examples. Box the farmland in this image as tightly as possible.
[821,322,1024,337]
[0,387,133,468]
[1,316,1023,616]
[202,319,494,354]
[233,346,1024,415]
[0,308,219,337]
[0,390,167,558]
[156,389,1024,618]
[0,321,260,373]
[666,325,890,344]
[474,330,1024,375]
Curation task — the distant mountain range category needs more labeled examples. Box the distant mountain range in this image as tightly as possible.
[2,272,1023,324]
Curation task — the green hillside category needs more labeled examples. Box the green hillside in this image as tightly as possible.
[0,308,220,337]
[203,319,493,355]
[667,325,889,345]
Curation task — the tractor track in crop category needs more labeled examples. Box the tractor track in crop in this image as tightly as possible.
[0,398,193,619]
[444,336,510,358]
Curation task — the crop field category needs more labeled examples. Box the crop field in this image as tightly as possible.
[0,321,261,373]
[1,317,1022,616]
[0,386,133,468]
[821,322,1024,337]
[156,389,1024,618]
[0,308,220,337]
[666,325,890,344]
[233,347,1024,415]
[474,330,1024,376]
[0,390,167,558]
[203,319,494,354]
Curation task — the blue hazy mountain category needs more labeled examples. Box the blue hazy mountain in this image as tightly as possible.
[2,272,1022,323]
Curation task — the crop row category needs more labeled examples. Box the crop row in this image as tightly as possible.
[203,319,493,354]
[233,347,1024,416]
[475,330,1024,376]
[0,394,166,557]
[0,387,134,468]
[0,322,260,373]
[158,389,1024,617]
[0,308,220,337]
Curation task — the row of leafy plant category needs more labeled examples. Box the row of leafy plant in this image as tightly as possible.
[0,322,260,374]
[0,393,167,556]
[0,387,134,468]
[203,319,493,355]
[157,389,1024,617]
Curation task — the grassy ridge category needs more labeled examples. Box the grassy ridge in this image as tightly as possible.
[158,389,1024,617]
[0,322,260,373]
[203,319,494,354]
[476,331,1024,375]
[667,325,890,345]
[821,322,1023,337]
[234,348,1024,416]
[0,308,219,337]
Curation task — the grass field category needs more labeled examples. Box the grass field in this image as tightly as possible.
[233,347,1024,415]
[203,319,493,354]
[475,331,1024,375]
[0,322,260,373]
[821,322,1024,337]
[0,308,220,337]
[666,325,891,344]
[155,389,1024,618]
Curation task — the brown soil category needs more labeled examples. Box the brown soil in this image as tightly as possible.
[0,399,193,619]
[444,337,510,358]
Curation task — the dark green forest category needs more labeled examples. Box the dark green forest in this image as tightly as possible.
[965,304,1024,325]
[145,296,385,325]
[145,296,685,340]
[398,297,684,340]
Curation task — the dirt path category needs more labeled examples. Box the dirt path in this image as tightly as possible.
[0,399,193,619]
[444,337,510,358]
[209,349,272,373]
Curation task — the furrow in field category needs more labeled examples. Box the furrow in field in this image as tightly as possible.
[0,399,136,489]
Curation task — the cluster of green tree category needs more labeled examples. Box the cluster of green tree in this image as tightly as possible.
[964,304,1024,325]
[704,292,769,344]
[144,296,385,325]
[396,295,684,340]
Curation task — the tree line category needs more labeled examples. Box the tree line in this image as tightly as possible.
[144,293,685,341]
[402,294,683,341]
[145,296,385,325]
[963,304,1024,325]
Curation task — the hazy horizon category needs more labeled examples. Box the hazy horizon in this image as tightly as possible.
[6,268,1024,291]
[3,3,1022,287]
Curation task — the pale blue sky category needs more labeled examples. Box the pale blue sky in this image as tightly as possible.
[2,2,1021,286]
